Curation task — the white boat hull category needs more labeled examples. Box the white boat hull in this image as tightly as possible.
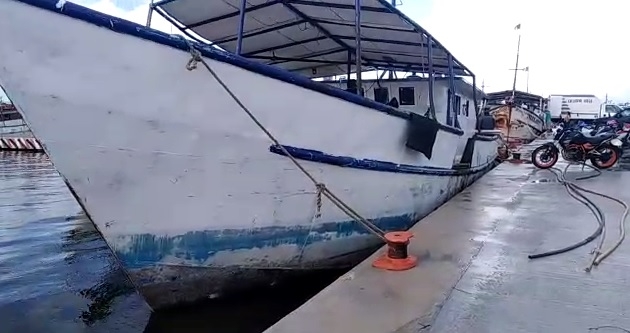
[491,105,545,144]
[0,0,500,308]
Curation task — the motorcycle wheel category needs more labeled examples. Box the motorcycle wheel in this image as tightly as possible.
[531,146,558,169]
[590,145,619,169]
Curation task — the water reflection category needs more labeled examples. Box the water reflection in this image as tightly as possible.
[61,214,138,326]
[0,152,149,332]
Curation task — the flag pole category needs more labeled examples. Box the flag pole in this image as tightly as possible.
[507,23,521,148]
[511,23,522,98]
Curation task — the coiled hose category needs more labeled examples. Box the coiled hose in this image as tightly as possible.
[528,162,629,271]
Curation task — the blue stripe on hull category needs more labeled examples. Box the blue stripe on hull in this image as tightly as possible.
[269,144,499,176]
[115,160,499,270]
[110,164,496,308]
[116,214,415,269]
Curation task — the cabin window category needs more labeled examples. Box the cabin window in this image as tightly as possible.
[399,87,415,105]
[465,100,470,116]
[373,87,389,104]
[454,95,462,115]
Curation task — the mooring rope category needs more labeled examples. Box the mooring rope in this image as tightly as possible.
[183,44,387,241]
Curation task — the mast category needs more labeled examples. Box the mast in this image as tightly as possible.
[511,23,522,98]
[507,23,521,148]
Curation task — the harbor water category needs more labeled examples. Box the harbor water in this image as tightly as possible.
[0,152,344,333]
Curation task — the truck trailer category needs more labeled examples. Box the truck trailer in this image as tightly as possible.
[547,94,602,122]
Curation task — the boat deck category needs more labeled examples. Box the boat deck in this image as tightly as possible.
[265,139,630,333]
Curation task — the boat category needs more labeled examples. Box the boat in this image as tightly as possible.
[0,102,21,121]
[0,0,501,309]
[0,101,31,137]
[484,90,545,145]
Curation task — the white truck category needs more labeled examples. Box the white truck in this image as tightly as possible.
[547,94,602,122]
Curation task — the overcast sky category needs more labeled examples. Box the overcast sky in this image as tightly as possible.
[414,0,630,103]
[2,0,629,103]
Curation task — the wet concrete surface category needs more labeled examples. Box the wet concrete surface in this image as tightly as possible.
[266,147,630,332]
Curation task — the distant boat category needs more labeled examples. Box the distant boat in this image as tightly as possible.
[0,0,501,309]
[0,103,21,121]
[0,102,30,136]
[484,90,545,145]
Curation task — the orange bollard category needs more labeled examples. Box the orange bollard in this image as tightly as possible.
[372,231,418,271]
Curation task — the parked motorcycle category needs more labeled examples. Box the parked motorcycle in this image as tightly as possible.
[613,121,630,147]
[531,123,624,169]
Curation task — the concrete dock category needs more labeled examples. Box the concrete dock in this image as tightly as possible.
[265,149,630,332]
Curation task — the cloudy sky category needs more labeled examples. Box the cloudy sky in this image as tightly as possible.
[2,0,629,103]
[415,0,630,102]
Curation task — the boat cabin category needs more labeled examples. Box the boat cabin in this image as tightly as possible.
[322,75,483,136]
[147,0,484,135]
[484,90,546,117]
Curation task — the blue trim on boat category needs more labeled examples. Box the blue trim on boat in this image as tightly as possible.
[13,0,465,136]
[473,133,502,142]
[269,144,499,176]
[116,214,415,269]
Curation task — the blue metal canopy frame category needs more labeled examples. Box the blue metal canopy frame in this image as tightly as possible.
[149,0,482,128]
[151,0,474,78]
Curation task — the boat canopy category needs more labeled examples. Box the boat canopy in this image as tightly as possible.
[485,90,545,106]
[151,0,474,78]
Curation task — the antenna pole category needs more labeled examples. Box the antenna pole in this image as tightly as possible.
[526,67,530,93]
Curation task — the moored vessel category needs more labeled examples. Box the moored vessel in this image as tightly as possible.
[0,0,501,308]
[484,90,546,145]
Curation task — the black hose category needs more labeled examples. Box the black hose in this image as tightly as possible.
[528,166,605,259]
[574,163,602,181]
